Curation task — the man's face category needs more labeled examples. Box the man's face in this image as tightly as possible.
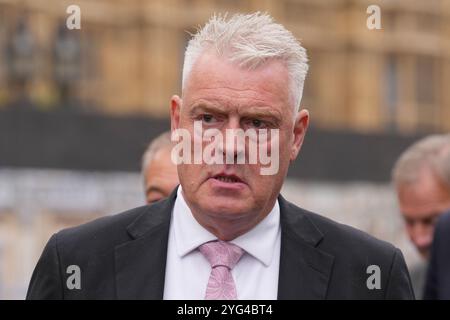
[170,53,308,239]
[397,166,450,259]
[145,147,179,204]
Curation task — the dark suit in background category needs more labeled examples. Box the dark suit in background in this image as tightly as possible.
[27,188,414,300]
[424,211,450,300]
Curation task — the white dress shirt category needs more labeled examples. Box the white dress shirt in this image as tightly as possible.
[163,186,281,300]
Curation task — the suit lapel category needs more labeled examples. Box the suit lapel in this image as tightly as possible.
[114,189,334,299]
[277,195,335,299]
[114,188,177,299]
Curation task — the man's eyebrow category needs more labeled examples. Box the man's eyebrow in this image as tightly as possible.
[189,102,283,119]
[188,103,228,115]
[403,211,442,222]
[146,185,165,196]
[423,212,443,220]
[239,106,283,120]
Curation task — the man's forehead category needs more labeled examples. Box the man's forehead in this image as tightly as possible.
[399,165,449,193]
[183,53,291,102]
[401,203,445,219]
[152,146,173,161]
[399,182,450,218]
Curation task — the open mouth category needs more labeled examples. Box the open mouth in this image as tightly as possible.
[212,174,243,184]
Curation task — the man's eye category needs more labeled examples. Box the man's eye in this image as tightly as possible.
[422,217,436,226]
[251,119,265,128]
[202,114,216,123]
[147,197,162,204]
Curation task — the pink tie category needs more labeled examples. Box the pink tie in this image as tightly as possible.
[198,240,244,300]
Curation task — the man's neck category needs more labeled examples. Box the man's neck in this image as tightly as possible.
[180,190,276,241]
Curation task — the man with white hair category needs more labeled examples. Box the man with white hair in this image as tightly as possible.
[392,134,450,298]
[27,12,414,299]
[141,131,179,204]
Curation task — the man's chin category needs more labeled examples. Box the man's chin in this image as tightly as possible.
[418,248,430,260]
[200,200,252,218]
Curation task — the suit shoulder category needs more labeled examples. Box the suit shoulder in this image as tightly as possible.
[434,211,450,244]
[437,211,450,229]
[314,210,394,252]
[55,205,151,251]
[287,202,398,258]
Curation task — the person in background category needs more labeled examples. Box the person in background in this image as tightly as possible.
[392,134,450,298]
[141,131,179,204]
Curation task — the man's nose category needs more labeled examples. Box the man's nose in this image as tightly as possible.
[219,118,245,163]
[411,223,433,248]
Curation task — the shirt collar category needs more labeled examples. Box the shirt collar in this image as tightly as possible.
[173,186,280,267]
[173,186,217,257]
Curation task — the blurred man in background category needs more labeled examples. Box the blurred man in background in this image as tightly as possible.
[424,210,450,299]
[141,131,179,204]
[392,134,450,298]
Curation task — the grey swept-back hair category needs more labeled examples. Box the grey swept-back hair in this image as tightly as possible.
[182,12,309,112]
[392,134,450,189]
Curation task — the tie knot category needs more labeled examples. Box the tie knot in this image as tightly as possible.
[199,240,244,270]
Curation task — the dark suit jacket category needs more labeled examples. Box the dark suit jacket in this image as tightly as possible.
[27,187,414,299]
[424,211,450,300]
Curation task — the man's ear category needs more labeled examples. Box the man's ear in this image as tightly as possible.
[170,95,182,132]
[290,109,309,162]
